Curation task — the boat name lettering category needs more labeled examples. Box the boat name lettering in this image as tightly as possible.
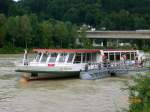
[60,67,72,71]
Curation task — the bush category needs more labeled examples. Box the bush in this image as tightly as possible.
[128,73,150,112]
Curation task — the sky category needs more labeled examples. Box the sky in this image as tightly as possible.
[13,0,20,2]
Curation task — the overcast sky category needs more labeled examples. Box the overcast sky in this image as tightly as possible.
[13,0,20,2]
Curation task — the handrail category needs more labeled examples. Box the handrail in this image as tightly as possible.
[82,59,150,72]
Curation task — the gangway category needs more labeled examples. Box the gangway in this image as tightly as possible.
[80,61,150,80]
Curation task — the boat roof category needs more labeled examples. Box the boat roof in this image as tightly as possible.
[103,49,137,52]
[33,49,100,53]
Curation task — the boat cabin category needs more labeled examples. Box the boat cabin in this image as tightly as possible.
[26,49,144,67]
[31,49,101,65]
[101,50,137,62]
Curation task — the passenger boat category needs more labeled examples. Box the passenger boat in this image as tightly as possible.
[15,49,145,80]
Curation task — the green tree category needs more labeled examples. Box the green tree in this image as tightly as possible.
[8,1,27,16]
[63,8,80,23]
[20,15,32,48]
[65,22,78,48]
[5,16,20,47]
[0,13,7,47]
[39,21,54,48]
[54,22,69,48]
[133,15,147,29]
[0,0,13,14]
[15,0,150,30]
[29,14,40,47]
[78,28,92,48]
[105,10,134,30]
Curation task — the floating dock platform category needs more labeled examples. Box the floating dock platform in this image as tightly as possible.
[80,63,149,80]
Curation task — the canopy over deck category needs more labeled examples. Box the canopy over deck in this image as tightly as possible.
[103,49,137,52]
[33,49,100,53]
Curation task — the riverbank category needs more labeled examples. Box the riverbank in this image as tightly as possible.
[0,47,24,54]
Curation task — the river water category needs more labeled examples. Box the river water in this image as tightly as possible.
[0,54,129,112]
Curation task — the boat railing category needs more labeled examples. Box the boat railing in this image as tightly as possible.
[23,58,29,65]
[84,62,107,71]
[83,59,150,72]
[143,58,150,67]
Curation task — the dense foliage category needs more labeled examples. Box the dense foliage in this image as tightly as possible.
[15,0,150,30]
[0,0,150,51]
[128,74,150,112]
[0,14,79,49]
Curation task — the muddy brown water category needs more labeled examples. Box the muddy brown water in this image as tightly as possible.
[0,54,129,112]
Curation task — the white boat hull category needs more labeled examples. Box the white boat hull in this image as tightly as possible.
[19,71,79,80]
[16,65,83,80]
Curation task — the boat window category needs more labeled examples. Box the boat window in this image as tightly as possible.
[49,53,58,63]
[58,53,67,63]
[134,52,137,59]
[131,52,135,60]
[92,53,97,62]
[86,53,92,62]
[115,52,120,61]
[103,53,108,62]
[126,52,130,60]
[41,53,48,62]
[83,53,87,63]
[109,52,115,61]
[67,53,74,63]
[87,53,90,62]
[104,53,108,59]
[121,53,127,60]
[121,53,125,58]
[74,53,81,63]
[35,53,42,62]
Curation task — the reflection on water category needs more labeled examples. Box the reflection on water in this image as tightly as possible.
[0,54,129,112]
